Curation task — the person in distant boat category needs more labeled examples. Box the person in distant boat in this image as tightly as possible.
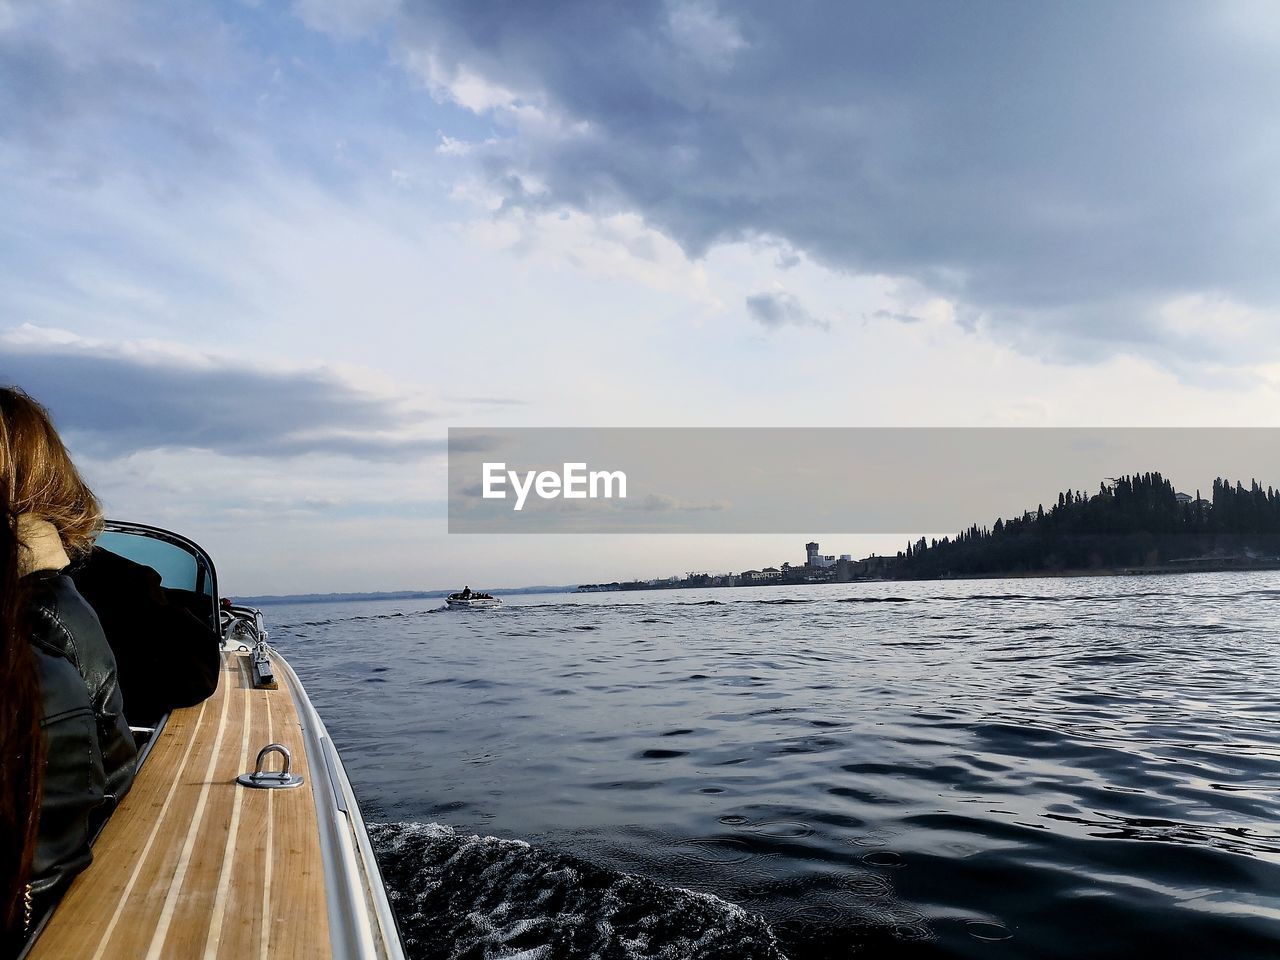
[0,387,137,954]
[461,585,473,599]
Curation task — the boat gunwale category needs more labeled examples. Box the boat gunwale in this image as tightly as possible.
[271,647,406,960]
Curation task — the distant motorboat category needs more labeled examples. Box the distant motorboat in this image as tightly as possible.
[446,591,502,609]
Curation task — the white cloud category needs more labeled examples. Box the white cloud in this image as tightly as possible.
[665,0,748,70]
[290,0,399,38]
[462,207,718,306]
[399,48,529,115]
[1156,292,1271,341]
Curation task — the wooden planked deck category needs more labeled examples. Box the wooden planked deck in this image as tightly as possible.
[30,651,331,959]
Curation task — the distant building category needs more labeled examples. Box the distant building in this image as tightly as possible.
[805,541,837,569]
[1175,492,1193,504]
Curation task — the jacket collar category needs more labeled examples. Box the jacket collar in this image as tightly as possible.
[17,515,70,577]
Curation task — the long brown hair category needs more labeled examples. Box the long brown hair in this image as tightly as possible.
[0,494,40,949]
[0,388,101,947]
[0,388,102,559]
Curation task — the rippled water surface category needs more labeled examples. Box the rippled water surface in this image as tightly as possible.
[267,574,1280,959]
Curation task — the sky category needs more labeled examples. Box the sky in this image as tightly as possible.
[2,0,1280,594]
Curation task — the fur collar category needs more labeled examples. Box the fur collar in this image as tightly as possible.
[16,515,70,577]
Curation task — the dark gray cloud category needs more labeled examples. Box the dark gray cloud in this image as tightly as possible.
[394,0,1280,367]
[1,331,439,460]
[868,309,923,325]
[746,291,828,331]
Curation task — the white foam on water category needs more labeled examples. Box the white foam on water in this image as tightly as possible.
[368,821,790,959]
[498,947,550,960]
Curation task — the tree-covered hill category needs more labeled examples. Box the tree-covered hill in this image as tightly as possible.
[895,473,1280,578]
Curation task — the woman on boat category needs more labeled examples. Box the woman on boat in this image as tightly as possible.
[0,387,136,954]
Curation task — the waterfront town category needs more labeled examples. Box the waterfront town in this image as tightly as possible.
[575,476,1280,592]
[576,541,893,592]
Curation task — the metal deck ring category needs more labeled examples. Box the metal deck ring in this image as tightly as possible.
[237,741,305,789]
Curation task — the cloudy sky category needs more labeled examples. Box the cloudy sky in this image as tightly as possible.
[2,1,1279,594]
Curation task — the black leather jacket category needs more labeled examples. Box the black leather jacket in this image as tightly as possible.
[26,572,137,901]
[71,547,221,727]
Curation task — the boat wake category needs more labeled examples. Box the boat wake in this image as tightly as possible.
[369,821,789,960]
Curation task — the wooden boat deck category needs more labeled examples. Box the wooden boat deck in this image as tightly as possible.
[29,650,331,959]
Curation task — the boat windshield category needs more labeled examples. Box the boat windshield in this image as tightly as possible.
[94,522,220,633]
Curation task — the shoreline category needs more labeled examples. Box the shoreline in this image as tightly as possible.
[240,559,1280,606]
[581,557,1280,594]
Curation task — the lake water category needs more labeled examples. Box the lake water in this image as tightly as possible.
[265,573,1280,959]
